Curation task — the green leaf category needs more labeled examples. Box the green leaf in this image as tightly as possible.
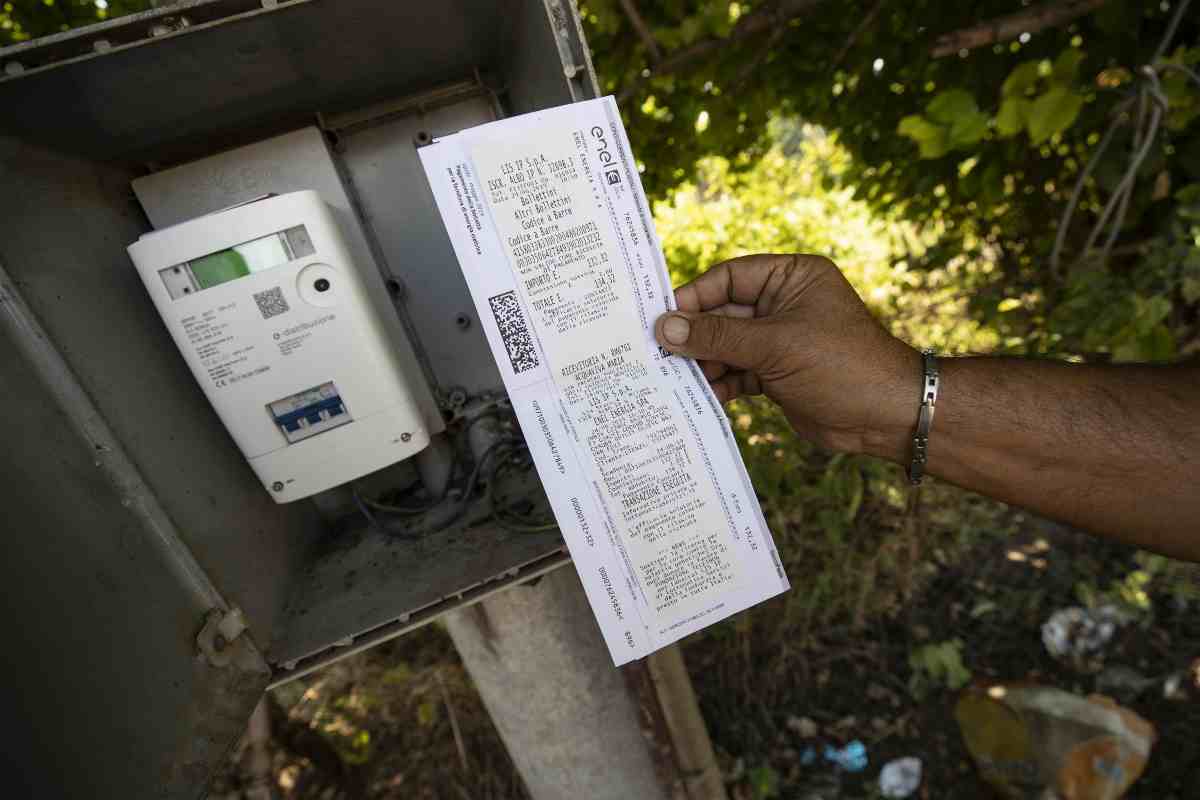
[926,89,979,124]
[1002,61,1041,97]
[1183,277,1200,304]
[416,699,438,727]
[1051,49,1085,86]
[1141,325,1176,361]
[980,161,1006,205]
[949,110,989,147]
[748,765,781,800]
[898,115,950,158]
[1176,183,1200,206]
[843,467,864,523]
[678,15,705,45]
[1133,294,1172,332]
[1026,88,1084,144]
[996,97,1031,137]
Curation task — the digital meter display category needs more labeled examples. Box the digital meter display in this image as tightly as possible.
[158,225,314,299]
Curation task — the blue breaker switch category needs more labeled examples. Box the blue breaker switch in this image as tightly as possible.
[267,381,353,444]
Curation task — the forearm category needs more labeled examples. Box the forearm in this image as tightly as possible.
[866,357,1200,561]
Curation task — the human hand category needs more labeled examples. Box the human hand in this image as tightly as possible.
[654,254,920,461]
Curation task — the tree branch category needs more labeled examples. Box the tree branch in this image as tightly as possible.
[931,0,1107,58]
[617,0,830,102]
[833,0,889,67]
[617,0,662,63]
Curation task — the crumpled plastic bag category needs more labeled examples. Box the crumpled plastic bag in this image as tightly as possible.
[956,683,1155,800]
[1042,605,1132,673]
[878,756,922,798]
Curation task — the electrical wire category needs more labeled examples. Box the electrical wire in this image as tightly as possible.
[354,410,508,516]
[486,446,559,533]
[352,485,387,535]
[353,404,557,536]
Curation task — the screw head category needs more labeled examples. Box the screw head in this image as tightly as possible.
[400,432,412,443]
[271,481,285,492]
[455,313,471,330]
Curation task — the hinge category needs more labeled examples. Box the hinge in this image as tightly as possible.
[196,606,251,668]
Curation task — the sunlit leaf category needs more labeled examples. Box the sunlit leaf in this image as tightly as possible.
[1026,88,1084,144]
[926,89,980,124]
[1051,48,1086,86]
[949,110,989,147]
[1002,61,1041,97]
[898,115,951,158]
[996,97,1031,137]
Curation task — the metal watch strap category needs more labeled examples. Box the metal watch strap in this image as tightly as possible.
[907,349,939,485]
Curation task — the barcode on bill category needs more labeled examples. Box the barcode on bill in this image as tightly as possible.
[253,286,290,319]
[488,290,539,374]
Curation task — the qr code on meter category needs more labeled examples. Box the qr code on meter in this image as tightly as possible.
[488,290,539,374]
[253,286,290,319]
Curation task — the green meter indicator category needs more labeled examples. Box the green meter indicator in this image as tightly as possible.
[189,249,252,290]
[158,225,314,299]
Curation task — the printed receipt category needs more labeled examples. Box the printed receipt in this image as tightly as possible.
[420,96,788,665]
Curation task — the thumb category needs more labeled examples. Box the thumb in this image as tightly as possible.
[655,311,769,372]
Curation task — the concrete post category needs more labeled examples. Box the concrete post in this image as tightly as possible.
[444,566,667,800]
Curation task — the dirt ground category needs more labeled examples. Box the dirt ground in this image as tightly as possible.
[210,514,1199,800]
[689,520,1200,800]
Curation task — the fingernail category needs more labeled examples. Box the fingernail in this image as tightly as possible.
[662,314,690,345]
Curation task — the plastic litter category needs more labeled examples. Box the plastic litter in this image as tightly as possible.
[956,682,1155,800]
[1162,657,1200,702]
[823,740,867,773]
[878,757,922,798]
[1042,605,1131,673]
[788,715,820,738]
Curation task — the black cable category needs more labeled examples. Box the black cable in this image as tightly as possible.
[486,445,558,533]
[353,404,555,537]
[355,411,507,516]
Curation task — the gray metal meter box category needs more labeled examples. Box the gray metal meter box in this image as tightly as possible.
[0,2,598,797]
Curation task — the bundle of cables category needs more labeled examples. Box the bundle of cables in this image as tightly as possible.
[352,413,557,538]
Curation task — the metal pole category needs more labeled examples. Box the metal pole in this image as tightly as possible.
[444,567,668,800]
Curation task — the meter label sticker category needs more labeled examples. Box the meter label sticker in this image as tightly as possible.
[268,381,352,444]
[253,285,291,319]
[180,301,268,389]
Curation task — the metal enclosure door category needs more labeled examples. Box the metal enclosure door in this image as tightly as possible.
[0,1,600,797]
[0,259,271,797]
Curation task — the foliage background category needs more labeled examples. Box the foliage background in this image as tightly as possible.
[4,1,1198,797]
[583,0,1200,365]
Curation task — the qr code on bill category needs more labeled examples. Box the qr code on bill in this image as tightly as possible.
[488,290,539,374]
[253,286,290,320]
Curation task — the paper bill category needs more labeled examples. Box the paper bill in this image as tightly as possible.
[419,96,788,665]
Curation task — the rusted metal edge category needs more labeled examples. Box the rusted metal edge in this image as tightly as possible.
[0,0,313,83]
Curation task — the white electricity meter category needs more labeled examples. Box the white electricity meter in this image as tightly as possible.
[128,190,430,502]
